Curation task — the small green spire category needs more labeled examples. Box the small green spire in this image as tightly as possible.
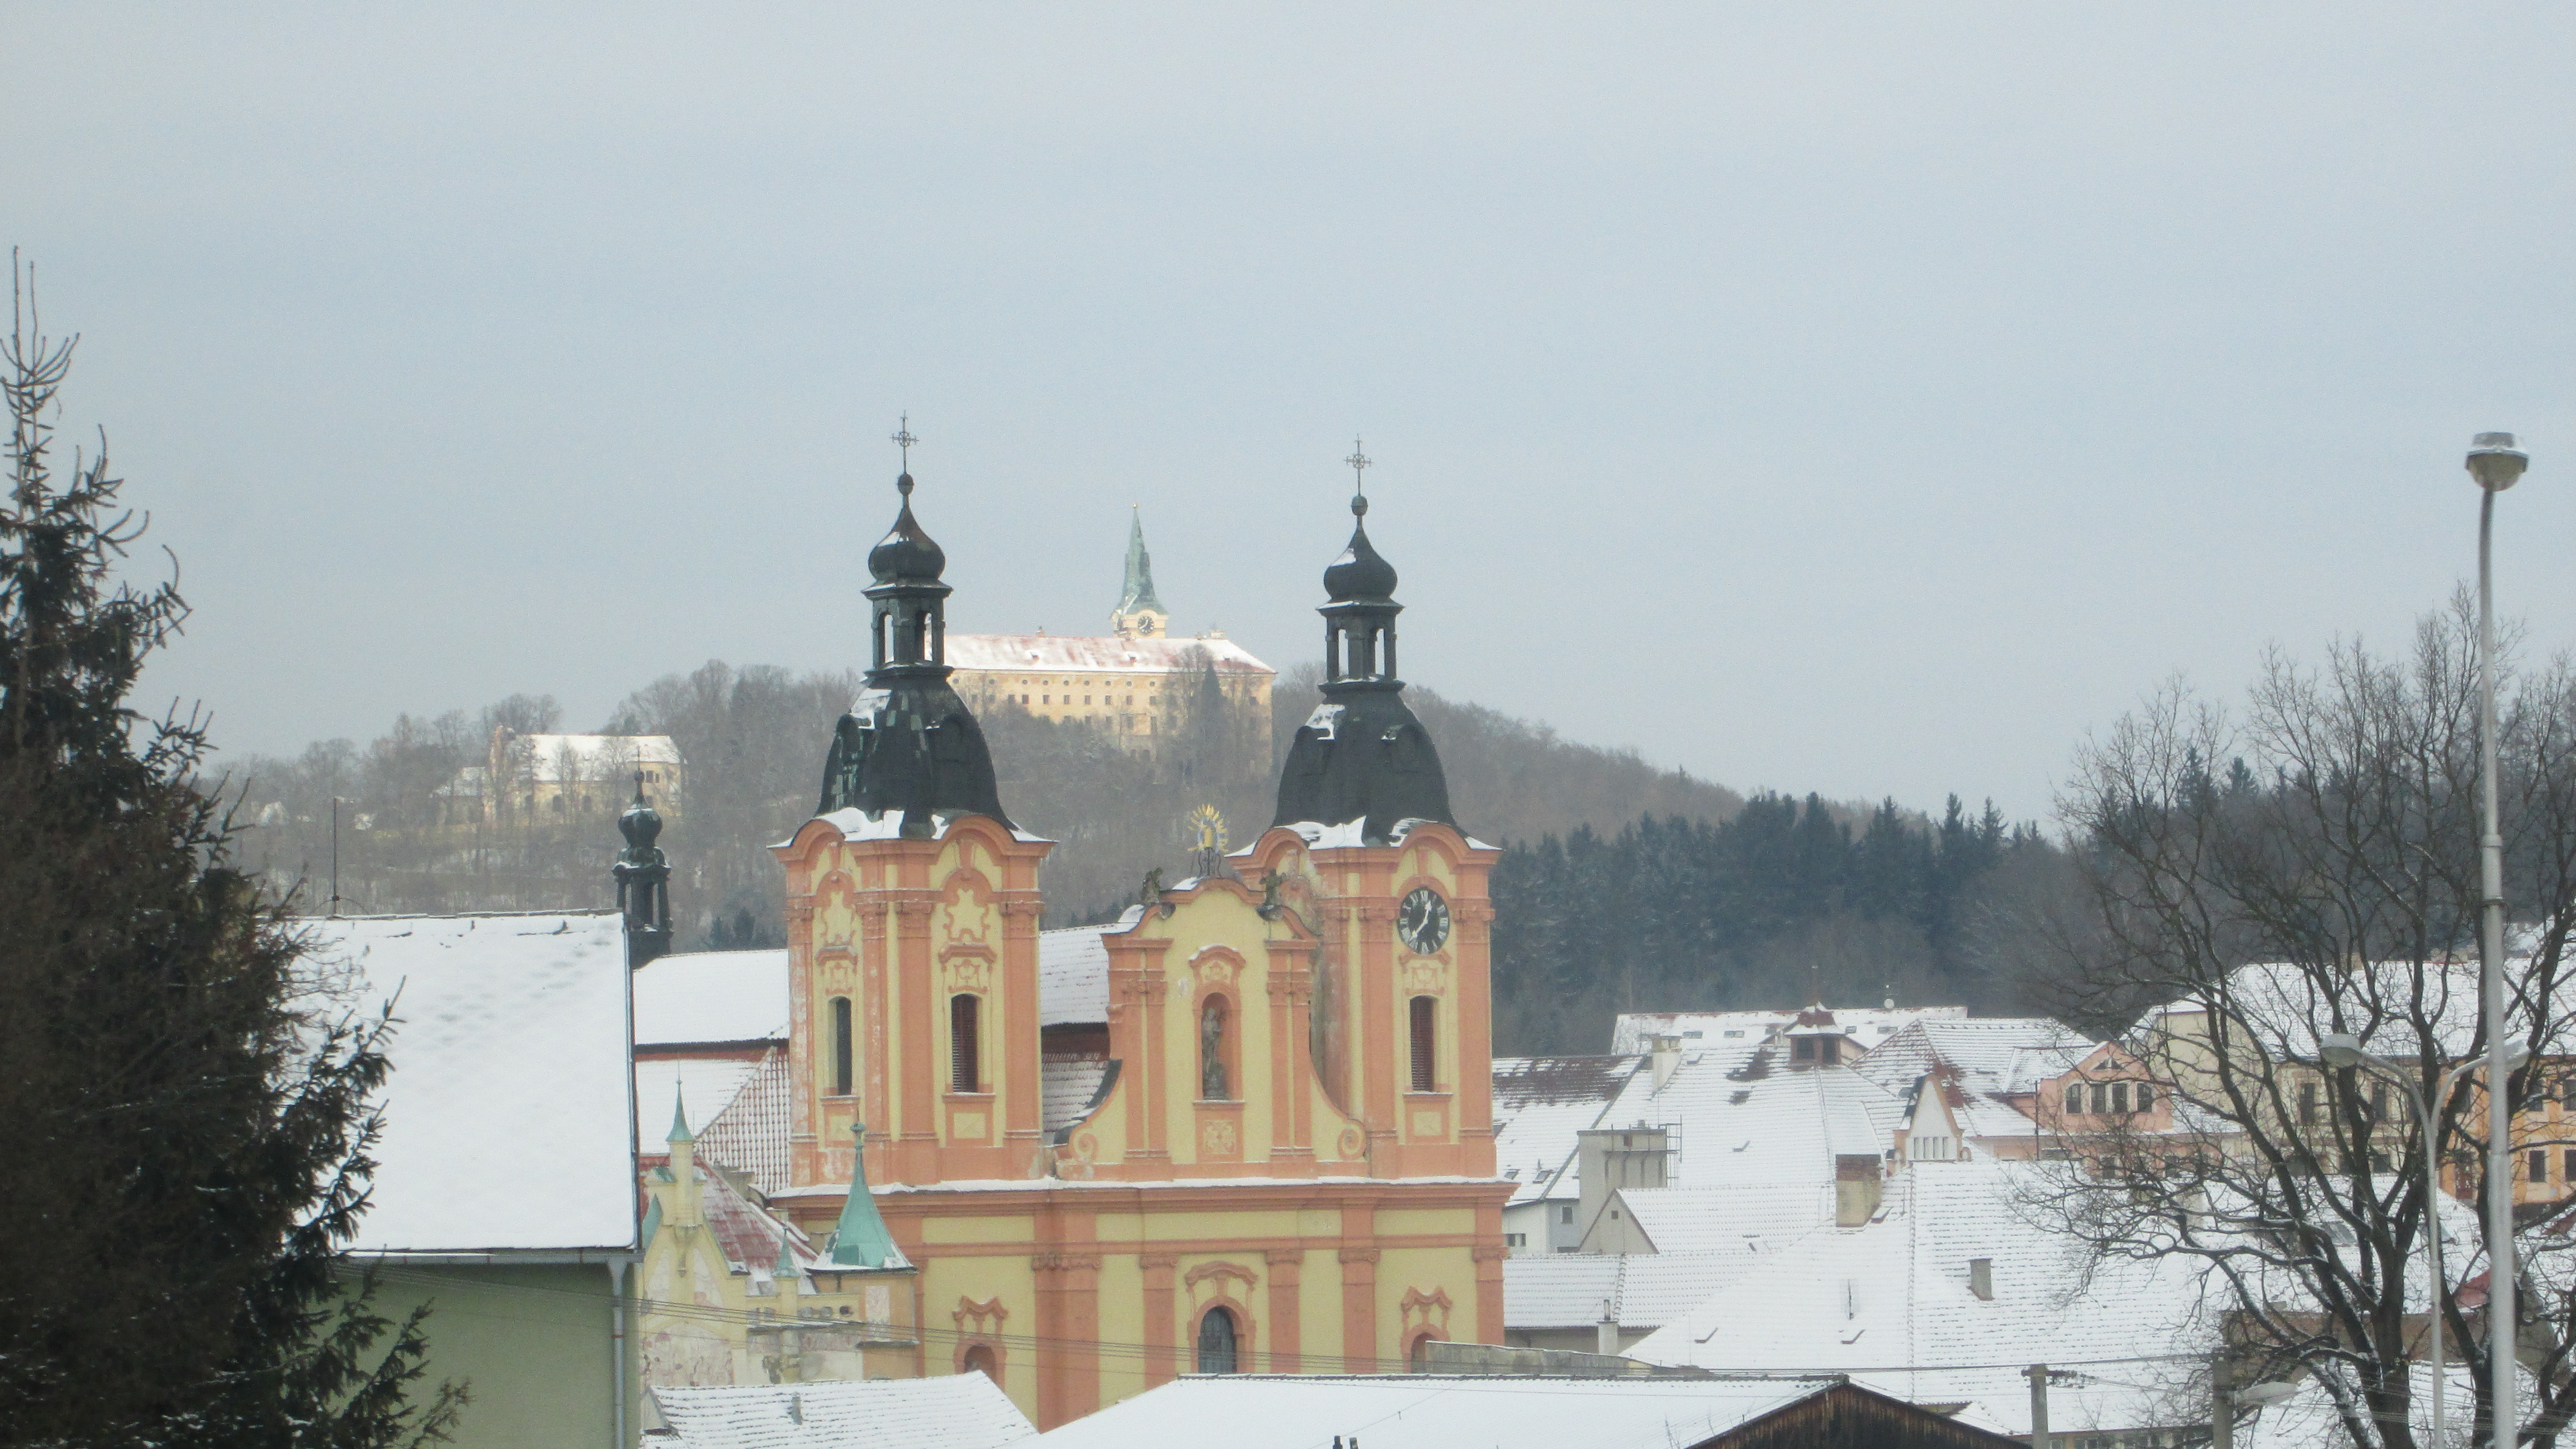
[828,1123,909,1270]
[667,1084,693,1144]
[774,1232,800,1281]
[1117,508,1164,617]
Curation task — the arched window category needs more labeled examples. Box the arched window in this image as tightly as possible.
[1409,996,1438,1093]
[1409,1332,1435,1371]
[1196,1306,1239,1374]
[950,995,981,1093]
[961,1344,998,1379]
[829,997,854,1097]
[1200,997,1230,1101]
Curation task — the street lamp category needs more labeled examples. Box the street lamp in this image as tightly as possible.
[2467,429,2532,1447]
[2320,1031,2532,1449]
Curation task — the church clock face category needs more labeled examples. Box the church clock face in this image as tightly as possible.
[1396,887,1451,955]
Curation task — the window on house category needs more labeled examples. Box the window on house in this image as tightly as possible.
[830,997,854,1097]
[2534,1149,2551,1184]
[1505,1233,1526,1248]
[2565,1148,2576,1185]
[950,994,981,1093]
[1410,996,1437,1092]
[2299,1081,2321,1125]
[2109,1082,2130,1115]
[2369,1083,2390,1125]
[1196,1306,1239,1374]
[2064,1083,2086,1116]
[1559,1204,1573,1225]
[1792,1037,1816,1063]
[2135,1083,2156,1112]
[1819,1036,1842,1065]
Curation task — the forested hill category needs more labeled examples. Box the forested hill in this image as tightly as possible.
[219,659,2068,1055]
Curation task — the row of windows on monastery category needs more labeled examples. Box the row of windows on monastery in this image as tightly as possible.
[816,989,1446,1101]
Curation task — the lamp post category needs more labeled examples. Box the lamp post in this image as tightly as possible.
[2321,1033,2530,1447]
[2466,430,2532,1447]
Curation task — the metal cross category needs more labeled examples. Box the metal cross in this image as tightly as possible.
[1344,438,1371,494]
[892,414,918,471]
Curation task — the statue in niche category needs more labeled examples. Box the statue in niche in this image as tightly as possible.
[1200,998,1229,1101]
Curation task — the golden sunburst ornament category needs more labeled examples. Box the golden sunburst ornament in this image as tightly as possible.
[1186,804,1227,855]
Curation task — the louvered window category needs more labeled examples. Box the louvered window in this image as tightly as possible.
[829,997,854,1097]
[950,995,981,1093]
[1409,996,1437,1093]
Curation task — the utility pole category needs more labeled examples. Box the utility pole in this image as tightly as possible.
[2025,1363,2050,1449]
[2212,1353,2234,1449]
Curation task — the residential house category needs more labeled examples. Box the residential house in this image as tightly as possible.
[319,911,643,1449]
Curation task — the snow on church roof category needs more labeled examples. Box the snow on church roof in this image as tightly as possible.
[944,632,1273,676]
[310,912,637,1254]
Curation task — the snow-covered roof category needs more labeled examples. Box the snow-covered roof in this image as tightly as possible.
[1852,1018,2096,1098]
[697,1048,792,1196]
[310,912,637,1254]
[1610,1185,1840,1254]
[945,632,1274,676]
[1505,1247,1769,1330]
[1493,1055,1644,1204]
[1026,1374,1862,1449]
[2139,957,2576,1060]
[634,949,789,1046]
[654,1374,1034,1449]
[1612,1005,1967,1056]
[637,1058,761,1153]
[504,732,681,782]
[1630,1161,2220,1437]
[1042,1053,1111,1135]
[1039,923,1115,1026]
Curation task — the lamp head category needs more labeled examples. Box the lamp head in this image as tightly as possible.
[2498,1039,2535,1072]
[2237,1381,2302,1408]
[2318,1033,2371,1069]
[2467,432,2530,493]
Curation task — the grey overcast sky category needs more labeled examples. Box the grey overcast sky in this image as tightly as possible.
[7,5,2573,825]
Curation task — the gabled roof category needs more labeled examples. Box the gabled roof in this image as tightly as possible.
[1504,1247,1769,1330]
[634,949,789,1046]
[1609,1185,1840,1254]
[654,1375,1034,1449]
[311,912,636,1254]
[1631,1162,2220,1436]
[1612,1006,1967,1055]
[1493,1055,1645,1204]
[1851,1018,2095,1099]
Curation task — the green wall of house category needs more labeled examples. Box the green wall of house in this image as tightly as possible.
[359,1263,637,1449]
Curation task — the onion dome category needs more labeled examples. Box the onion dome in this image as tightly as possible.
[617,783,664,854]
[1323,494,1399,602]
[867,473,947,584]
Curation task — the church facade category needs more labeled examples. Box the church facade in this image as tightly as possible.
[763,460,1506,1428]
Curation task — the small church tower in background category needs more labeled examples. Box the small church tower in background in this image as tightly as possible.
[614,775,674,968]
[1109,507,1168,639]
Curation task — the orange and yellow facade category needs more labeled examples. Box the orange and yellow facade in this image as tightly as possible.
[765,809,1508,1428]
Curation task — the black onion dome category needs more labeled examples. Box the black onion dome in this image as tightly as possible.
[1323,498,1398,602]
[867,474,948,584]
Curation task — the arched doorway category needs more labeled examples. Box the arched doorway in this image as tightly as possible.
[1196,1306,1239,1374]
[961,1344,998,1379]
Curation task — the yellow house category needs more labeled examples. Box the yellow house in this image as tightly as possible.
[750,461,1507,1430]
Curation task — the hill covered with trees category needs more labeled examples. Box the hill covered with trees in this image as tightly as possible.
[218,658,2068,1054]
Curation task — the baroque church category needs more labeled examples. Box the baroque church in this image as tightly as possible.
[646,453,1506,1430]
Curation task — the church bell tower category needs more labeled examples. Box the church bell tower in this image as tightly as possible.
[779,425,1050,1190]
[1251,442,1495,1181]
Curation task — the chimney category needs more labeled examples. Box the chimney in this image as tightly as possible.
[1650,1034,1683,1091]
[1834,1154,1883,1227]
[1576,1126,1670,1244]
[1969,1258,1994,1301]
[1595,1298,1619,1357]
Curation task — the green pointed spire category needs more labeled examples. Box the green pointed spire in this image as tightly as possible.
[667,1084,693,1144]
[774,1232,800,1281]
[1117,508,1164,617]
[828,1124,909,1270]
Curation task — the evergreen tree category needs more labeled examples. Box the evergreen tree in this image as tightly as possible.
[0,266,460,1447]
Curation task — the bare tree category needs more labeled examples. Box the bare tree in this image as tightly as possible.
[2020,598,2576,1448]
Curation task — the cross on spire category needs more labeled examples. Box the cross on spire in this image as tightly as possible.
[892,414,918,473]
[1344,437,1371,494]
